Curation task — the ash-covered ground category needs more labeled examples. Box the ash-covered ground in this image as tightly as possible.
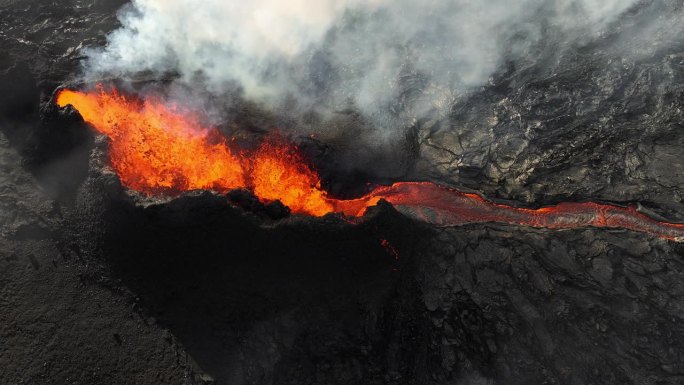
[1,1,684,385]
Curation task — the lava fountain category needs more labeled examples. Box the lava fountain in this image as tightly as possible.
[56,87,331,215]
[56,87,684,242]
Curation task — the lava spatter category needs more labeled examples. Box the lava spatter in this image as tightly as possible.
[57,87,684,242]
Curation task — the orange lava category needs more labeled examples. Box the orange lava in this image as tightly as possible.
[251,140,334,216]
[344,182,684,242]
[56,86,684,242]
[57,86,334,215]
[56,88,245,193]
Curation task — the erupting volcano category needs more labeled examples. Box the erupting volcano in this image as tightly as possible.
[6,1,684,383]
[56,87,684,242]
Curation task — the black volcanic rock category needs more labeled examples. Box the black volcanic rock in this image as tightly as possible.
[413,0,684,221]
[0,130,204,383]
[67,159,684,385]
[227,189,292,220]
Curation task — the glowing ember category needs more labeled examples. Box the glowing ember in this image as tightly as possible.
[56,87,684,242]
[380,239,400,260]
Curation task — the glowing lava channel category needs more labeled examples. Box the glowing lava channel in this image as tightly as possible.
[56,87,684,242]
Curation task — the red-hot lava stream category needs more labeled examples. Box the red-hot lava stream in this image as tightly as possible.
[56,87,684,242]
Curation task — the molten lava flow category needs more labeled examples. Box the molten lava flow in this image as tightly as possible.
[251,140,333,216]
[333,182,684,242]
[56,87,333,215]
[56,87,684,242]
[56,88,245,193]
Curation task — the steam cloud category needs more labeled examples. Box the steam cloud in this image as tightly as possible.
[81,0,639,173]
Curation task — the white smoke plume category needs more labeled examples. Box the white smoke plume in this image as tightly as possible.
[82,0,639,136]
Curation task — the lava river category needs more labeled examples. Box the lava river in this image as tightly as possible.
[56,87,684,242]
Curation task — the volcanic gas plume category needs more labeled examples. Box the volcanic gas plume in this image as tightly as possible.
[56,87,684,242]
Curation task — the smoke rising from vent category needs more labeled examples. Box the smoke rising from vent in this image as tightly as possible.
[79,0,639,181]
[84,0,636,113]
